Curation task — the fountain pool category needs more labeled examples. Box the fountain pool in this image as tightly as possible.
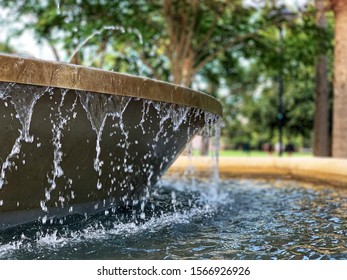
[0,178,346,260]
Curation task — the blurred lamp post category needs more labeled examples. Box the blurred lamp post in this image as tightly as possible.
[269,6,295,157]
[278,24,284,157]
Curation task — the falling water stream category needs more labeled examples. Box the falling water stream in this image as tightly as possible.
[0,83,47,189]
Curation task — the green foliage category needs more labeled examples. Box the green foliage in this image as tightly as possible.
[218,3,334,150]
[0,0,334,150]
[0,1,261,79]
[0,40,14,53]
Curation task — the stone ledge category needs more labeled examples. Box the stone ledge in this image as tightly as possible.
[0,54,222,116]
[167,156,347,187]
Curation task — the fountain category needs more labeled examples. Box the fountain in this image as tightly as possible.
[0,54,222,230]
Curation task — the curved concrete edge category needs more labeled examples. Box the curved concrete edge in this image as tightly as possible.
[166,156,347,187]
[0,54,222,117]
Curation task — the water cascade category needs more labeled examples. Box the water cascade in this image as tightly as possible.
[0,53,222,230]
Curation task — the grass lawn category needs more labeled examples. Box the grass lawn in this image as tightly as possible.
[219,150,312,157]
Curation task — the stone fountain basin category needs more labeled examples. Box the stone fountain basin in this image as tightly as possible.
[0,54,222,229]
[168,156,347,187]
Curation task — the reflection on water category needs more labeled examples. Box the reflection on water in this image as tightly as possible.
[0,178,346,260]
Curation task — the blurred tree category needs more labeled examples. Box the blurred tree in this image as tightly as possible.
[313,0,331,157]
[330,0,347,158]
[161,0,260,86]
[0,0,266,86]
[0,0,335,153]
[0,0,267,155]
[0,40,14,53]
[220,4,322,149]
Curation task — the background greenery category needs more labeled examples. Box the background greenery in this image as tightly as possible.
[0,0,336,156]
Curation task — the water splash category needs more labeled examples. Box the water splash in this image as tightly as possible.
[0,178,231,259]
[55,0,61,15]
[171,105,190,131]
[139,101,192,142]
[68,26,126,64]
[127,27,143,45]
[67,25,144,66]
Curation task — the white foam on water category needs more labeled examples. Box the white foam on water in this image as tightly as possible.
[0,195,222,257]
[0,175,230,259]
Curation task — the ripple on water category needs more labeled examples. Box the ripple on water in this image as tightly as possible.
[0,178,347,260]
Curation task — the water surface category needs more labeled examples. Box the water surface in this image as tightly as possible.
[0,178,346,260]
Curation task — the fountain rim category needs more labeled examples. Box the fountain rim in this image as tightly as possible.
[0,54,222,116]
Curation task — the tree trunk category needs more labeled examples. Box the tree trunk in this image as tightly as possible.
[331,0,347,158]
[313,0,331,157]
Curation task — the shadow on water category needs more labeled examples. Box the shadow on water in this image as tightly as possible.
[0,178,347,260]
